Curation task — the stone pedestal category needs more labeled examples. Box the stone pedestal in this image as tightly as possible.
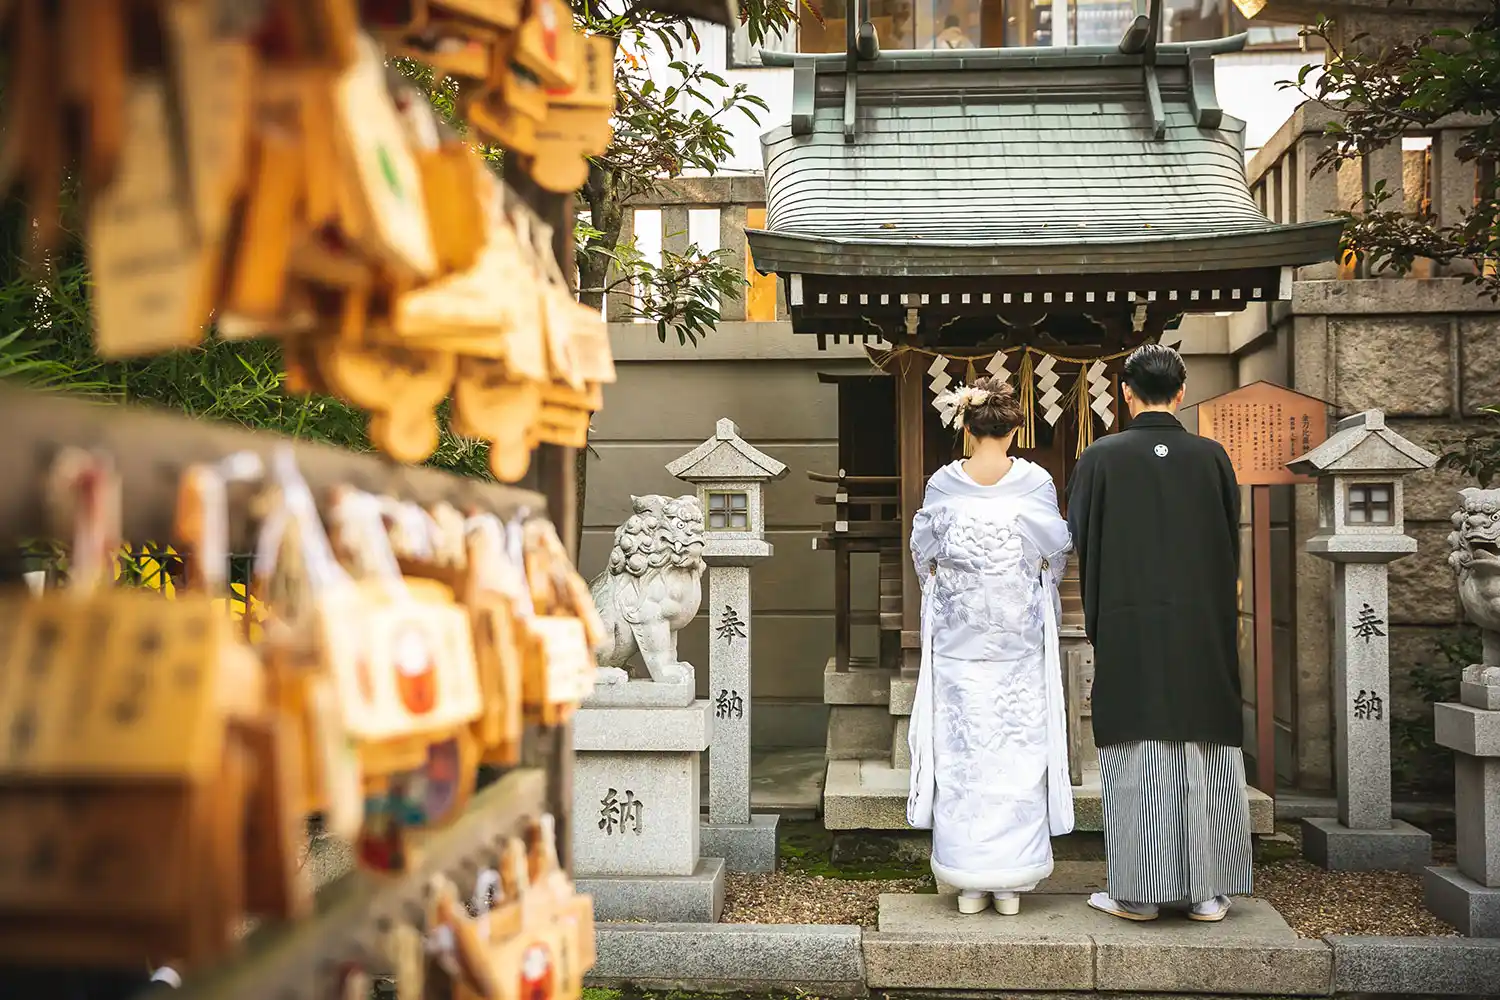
[1302,816,1434,873]
[702,565,779,872]
[1424,663,1500,936]
[584,671,696,709]
[574,698,726,922]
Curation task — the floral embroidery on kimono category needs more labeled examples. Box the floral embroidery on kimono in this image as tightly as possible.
[906,457,1075,892]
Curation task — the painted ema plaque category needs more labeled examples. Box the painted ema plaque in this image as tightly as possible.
[1197,381,1331,486]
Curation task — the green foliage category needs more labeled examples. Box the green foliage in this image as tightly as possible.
[595,238,746,345]
[1391,629,1474,798]
[1287,12,1500,295]
[777,820,935,881]
[1438,404,1500,488]
[390,56,506,168]
[572,17,770,338]
[0,256,493,479]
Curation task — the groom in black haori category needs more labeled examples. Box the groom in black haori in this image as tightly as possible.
[1066,343,1252,923]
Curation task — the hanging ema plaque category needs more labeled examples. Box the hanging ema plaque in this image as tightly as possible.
[1196,381,1331,486]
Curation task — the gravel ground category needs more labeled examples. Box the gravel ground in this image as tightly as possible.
[722,871,931,927]
[716,819,1459,938]
[1254,859,1458,938]
[720,862,1458,937]
[1251,822,1458,938]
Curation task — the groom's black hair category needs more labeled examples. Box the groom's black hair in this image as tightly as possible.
[1121,343,1187,405]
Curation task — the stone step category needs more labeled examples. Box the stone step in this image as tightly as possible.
[865,892,1331,995]
[745,748,826,819]
[823,658,895,706]
[578,857,727,923]
[823,757,1276,834]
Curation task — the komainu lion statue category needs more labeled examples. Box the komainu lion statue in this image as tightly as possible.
[1449,487,1500,686]
[1449,487,1500,633]
[589,494,706,685]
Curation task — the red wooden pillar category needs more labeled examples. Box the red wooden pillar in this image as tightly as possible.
[1252,484,1275,794]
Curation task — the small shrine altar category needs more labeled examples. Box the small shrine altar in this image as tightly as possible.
[746,9,1342,827]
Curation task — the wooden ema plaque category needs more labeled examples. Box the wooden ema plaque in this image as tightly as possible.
[1197,381,1330,486]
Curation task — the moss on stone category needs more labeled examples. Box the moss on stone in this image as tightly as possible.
[776,820,930,881]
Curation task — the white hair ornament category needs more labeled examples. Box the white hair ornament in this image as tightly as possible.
[932,384,993,429]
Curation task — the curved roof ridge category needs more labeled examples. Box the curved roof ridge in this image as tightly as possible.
[746,37,1344,280]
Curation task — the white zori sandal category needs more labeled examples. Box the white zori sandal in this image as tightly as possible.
[1188,895,1233,922]
[957,890,990,914]
[992,891,1021,916]
[1087,892,1160,921]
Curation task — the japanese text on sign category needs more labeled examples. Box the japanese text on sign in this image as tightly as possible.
[1197,383,1329,487]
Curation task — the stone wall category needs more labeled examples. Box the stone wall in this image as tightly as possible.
[1241,98,1499,795]
[1288,281,1493,794]
[1227,282,1495,793]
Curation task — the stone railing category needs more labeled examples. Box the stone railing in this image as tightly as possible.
[606,174,785,324]
[1247,101,1486,281]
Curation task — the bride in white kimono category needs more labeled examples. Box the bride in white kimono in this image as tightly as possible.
[907,376,1075,916]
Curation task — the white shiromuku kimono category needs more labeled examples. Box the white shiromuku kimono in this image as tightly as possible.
[907,457,1075,892]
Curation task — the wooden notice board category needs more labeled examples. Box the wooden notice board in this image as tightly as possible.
[1197,381,1330,486]
[1195,381,1329,794]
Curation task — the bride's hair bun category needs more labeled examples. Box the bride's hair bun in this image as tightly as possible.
[964,375,1023,440]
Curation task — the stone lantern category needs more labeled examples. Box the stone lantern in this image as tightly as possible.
[1288,410,1437,872]
[668,418,787,873]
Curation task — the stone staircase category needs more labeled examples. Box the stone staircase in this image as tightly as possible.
[823,754,1277,834]
[865,891,1331,995]
[822,560,1277,835]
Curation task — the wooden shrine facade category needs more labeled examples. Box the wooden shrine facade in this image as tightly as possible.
[745,16,1343,679]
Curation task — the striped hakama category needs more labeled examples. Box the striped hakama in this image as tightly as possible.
[1097,740,1254,905]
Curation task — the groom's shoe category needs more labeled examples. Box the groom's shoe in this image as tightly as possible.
[1087,892,1159,921]
[1188,895,1233,922]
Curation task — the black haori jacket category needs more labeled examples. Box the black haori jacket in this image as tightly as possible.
[1066,411,1244,749]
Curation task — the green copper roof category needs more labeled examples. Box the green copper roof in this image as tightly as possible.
[745,37,1343,280]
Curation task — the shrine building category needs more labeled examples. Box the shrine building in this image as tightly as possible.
[583,1,1498,820]
[738,19,1339,821]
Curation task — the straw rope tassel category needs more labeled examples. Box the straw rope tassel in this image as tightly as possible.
[1074,366,1095,458]
[961,359,978,457]
[1016,350,1036,450]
